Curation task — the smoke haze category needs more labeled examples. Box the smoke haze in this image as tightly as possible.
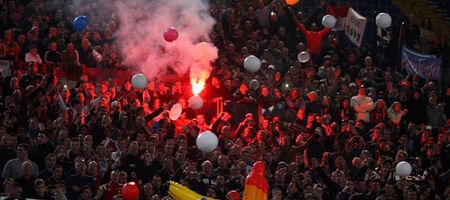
[66,0,218,82]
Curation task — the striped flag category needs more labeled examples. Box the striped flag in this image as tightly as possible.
[401,46,441,80]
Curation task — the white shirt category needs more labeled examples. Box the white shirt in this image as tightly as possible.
[25,52,42,64]
[350,95,374,123]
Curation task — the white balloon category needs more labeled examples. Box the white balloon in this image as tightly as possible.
[169,103,183,120]
[243,55,261,73]
[396,161,412,177]
[188,96,203,110]
[297,51,310,63]
[196,131,218,153]
[131,74,147,89]
[322,15,337,28]
[376,13,392,28]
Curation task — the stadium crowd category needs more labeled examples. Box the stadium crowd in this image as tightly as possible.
[0,0,449,199]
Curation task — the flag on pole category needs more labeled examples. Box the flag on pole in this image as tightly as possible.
[401,46,441,80]
[344,8,367,47]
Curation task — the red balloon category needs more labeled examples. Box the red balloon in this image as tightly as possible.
[164,27,178,42]
[121,182,140,200]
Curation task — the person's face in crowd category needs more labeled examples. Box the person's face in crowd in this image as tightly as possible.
[313,185,323,198]
[331,170,345,184]
[29,117,39,130]
[124,81,132,91]
[1,135,10,147]
[364,56,372,67]
[437,133,446,144]
[280,135,291,146]
[128,141,139,155]
[152,98,160,109]
[358,87,365,96]
[66,43,74,53]
[22,161,33,176]
[428,96,438,106]
[118,172,127,184]
[311,23,318,31]
[70,139,81,152]
[243,128,254,143]
[218,155,228,168]
[49,42,58,52]
[49,27,58,37]
[393,103,402,112]
[369,181,381,193]
[34,182,47,197]
[274,71,282,81]
[345,180,354,192]
[261,86,269,97]
[37,132,50,144]
[211,77,220,88]
[274,168,286,183]
[100,83,108,94]
[52,166,64,180]
[383,183,395,197]
[196,115,205,125]
[117,138,127,151]
[375,100,384,110]
[75,92,86,105]
[206,187,217,198]
[9,77,19,89]
[88,161,98,175]
[307,114,315,124]
[83,135,93,147]
[16,146,28,159]
[17,34,27,46]
[75,159,86,174]
[30,46,39,55]
[4,29,13,41]
[274,88,282,98]
[158,82,166,92]
[307,92,317,102]
[239,83,248,94]
[244,20,252,31]
[202,161,212,174]
[355,180,366,193]
[143,182,154,197]
[153,176,162,188]
[220,125,231,138]
[80,187,93,200]
[45,154,56,169]
[287,181,298,195]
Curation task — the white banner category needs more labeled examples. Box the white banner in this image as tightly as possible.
[0,60,11,78]
[345,8,367,47]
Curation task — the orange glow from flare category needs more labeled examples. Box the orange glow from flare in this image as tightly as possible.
[191,78,205,96]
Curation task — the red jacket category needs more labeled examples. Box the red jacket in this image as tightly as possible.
[295,22,330,55]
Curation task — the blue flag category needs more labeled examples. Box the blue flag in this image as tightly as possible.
[401,46,441,80]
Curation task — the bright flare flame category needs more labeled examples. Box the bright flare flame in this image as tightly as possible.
[190,69,209,96]
[191,79,205,96]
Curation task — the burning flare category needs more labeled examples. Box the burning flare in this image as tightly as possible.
[190,69,210,96]
[191,78,205,96]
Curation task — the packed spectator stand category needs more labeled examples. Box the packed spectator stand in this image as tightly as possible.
[0,0,449,200]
